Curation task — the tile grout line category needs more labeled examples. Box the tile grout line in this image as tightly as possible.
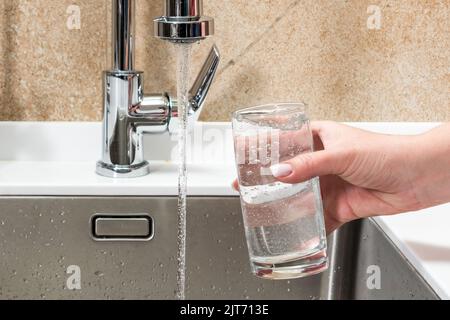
[217,0,302,77]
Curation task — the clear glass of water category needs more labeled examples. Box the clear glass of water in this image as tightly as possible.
[232,103,328,280]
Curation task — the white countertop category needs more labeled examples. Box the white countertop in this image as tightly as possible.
[0,121,448,299]
[0,122,239,196]
[0,161,237,196]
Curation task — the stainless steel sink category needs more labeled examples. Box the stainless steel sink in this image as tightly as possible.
[0,197,439,300]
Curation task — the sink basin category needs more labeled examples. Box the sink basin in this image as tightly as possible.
[0,197,439,300]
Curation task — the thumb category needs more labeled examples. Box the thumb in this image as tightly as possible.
[270,150,347,184]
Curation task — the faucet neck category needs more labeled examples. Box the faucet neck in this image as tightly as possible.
[112,0,135,71]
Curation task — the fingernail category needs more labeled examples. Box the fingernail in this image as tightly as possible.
[270,163,293,178]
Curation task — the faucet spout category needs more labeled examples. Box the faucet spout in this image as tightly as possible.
[154,0,214,43]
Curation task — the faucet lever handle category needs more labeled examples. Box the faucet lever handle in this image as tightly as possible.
[189,44,221,120]
[167,44,220,133]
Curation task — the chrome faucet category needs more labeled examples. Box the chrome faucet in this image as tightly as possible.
[96,0,220,178]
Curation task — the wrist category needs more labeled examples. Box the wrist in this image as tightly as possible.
[409,125,450,209]
[387,134,427,211]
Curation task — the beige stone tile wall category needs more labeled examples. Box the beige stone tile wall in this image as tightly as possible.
[0,0,448,122]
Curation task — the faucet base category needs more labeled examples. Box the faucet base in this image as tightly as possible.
[96,161,151,179]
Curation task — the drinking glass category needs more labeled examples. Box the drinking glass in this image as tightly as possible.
[232,103,328,280]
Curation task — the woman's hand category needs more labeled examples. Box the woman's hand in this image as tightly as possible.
[233,122,450,233]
